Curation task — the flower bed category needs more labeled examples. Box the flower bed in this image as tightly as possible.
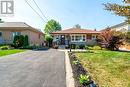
[69,52,97,87]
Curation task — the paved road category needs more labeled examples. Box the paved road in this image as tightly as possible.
[0,49,66,87]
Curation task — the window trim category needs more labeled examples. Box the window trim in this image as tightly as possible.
[71,34,86,42]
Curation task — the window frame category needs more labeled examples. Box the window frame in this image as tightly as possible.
[71,34,86,42]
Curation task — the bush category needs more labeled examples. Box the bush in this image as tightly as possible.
[85,46,93,50]
[24,35,29,46]
[53,45,59,49]
[79,74,90,85]
[13,35,30,48]
[45,35,53,47]
[13,35,24,48]
[85,46,101,50]
[0,46,10,50]
[79,45,85,49]
[107,36,123,51]
[71,44,76,49]
[92,46,101,50]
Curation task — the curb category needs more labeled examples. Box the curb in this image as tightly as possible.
[65,51,75,87]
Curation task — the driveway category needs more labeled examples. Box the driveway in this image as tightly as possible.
[0,49,66,87]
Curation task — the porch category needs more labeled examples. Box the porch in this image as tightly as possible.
[52,34,97,46]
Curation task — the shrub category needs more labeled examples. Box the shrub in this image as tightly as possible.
[79,45,85,49]
[13,35,24,48]
[76,45,79,49]
[19,35,24,47]
[53,45,59,49]
[45,35,53,47]
[72,60,80,65]
[71,44,76,49]
[24,35,29,46]
[79,74,90,85]
[107,36,123,51]
[85,46,93,50]
[0,46,10,50]
[92,46,101,50]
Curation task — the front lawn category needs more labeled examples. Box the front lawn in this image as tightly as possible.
[76,50,130,87]
[0,50,25,57]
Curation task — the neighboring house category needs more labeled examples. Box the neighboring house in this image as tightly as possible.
[51,28,100,46]
[0,22,44,45]
[109,22,130,32]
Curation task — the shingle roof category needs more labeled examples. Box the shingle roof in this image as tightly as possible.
[51,28,101,34]
[0,22,44,34]
[0,22,30,27]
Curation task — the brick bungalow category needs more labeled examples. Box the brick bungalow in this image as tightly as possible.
[51,28,101,46]
[0,22,44,46]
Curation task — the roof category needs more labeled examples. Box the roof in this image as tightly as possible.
[51,28,101,34]
[109,22,128,29]
[0,22,44,34]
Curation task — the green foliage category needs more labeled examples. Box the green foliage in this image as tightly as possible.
[44,19,62,34]
[13,35,29,48]
[24,35,29,46]
[19,35,24,47]
[93,46,102,50]
[108,36,123,51]
[71,44,76,49]
[72,60,80,65]
[0,50,25,57]
[85,46,93,50]
[45,35,53,47]
[0,46,10,50]
[79,74,90,85]
[104,0,130,22]
[85,46,101,50]
[79,45,85,49]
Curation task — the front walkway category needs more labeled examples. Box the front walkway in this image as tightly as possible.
[0,49,66,87]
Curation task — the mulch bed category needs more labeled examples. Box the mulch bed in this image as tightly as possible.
[69,52,98,87]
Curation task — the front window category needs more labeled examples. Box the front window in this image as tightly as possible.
[71,36,74,41]
[92,35,97,39]
[0,32,2,37]
[71,35,86,42]
[13,32,21,37]
[83,35,86,41]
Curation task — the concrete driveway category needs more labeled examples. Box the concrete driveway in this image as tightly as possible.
[0,49,66,87]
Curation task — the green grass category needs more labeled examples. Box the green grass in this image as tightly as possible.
[0,49,25,57]
[76,50,130,87]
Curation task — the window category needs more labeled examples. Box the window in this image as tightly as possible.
[92,35,97,39]
[13,32,21,37]
[0,32,2,37]
[71,36,74,41]
[75,36,82,41]
[71,35,86,42]
[83,35,86,41]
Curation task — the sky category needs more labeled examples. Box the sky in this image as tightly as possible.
[0,0,126,32]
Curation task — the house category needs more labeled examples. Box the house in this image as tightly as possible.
[109,22,130,32]
[0,22,44,46]
[51,28,100,46]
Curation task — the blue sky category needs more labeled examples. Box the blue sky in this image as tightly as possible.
[1,0,125,32]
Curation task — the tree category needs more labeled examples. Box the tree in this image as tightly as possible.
[104,0,130,23]
[98,29,123,51]
[73,24,81,28]
[44,19,62,34]
[45,34,53,47]
[24,35,29,46]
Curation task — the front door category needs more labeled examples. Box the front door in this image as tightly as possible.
[61,35,65,45]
